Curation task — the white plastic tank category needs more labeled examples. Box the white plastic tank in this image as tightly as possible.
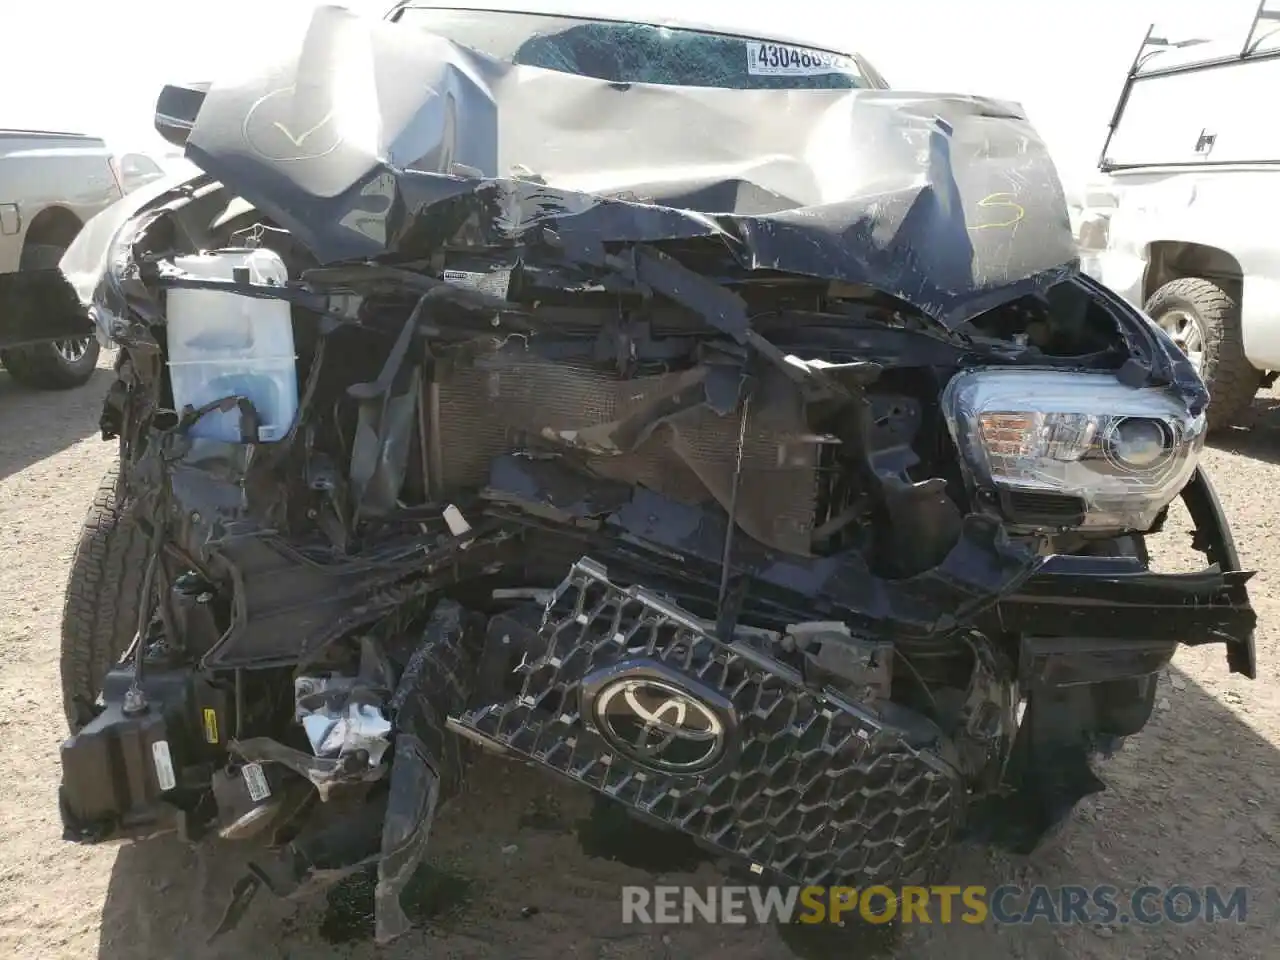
[166,248,299,443]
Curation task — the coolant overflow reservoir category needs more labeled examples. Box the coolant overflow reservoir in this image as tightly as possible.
[167,248,299,443]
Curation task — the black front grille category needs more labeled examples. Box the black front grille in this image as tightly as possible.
[452,558,964,887]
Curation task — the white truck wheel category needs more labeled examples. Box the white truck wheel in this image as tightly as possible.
[1144,277,1260,430]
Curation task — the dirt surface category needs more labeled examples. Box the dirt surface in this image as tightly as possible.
[1,350,1276,960]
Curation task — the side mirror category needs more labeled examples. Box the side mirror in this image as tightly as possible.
[154,82,211,148]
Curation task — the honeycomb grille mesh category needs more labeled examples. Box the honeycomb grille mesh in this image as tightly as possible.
[454,559,963,887]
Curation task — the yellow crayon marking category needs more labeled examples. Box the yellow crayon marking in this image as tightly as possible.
[968,192,1025,230]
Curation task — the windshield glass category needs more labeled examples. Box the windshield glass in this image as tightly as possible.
[394,7,869,89]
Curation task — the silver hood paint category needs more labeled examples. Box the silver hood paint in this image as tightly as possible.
[172,4,1078,328]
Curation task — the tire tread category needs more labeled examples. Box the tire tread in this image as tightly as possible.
[59,465,146,732]
[1145,277,1260,430]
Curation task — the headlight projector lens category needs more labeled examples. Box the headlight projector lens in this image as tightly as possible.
[941,369,1206,531]
[1105,417,1172,469]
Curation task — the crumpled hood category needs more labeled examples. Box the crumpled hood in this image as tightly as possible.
[173,4,1078,328]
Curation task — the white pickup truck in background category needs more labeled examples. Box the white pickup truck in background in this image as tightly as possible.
[1075,2,1280,429]
[0,129,124,389]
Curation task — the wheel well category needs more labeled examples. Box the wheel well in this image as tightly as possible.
[21,206,84,265]
[1143,241,1243,306]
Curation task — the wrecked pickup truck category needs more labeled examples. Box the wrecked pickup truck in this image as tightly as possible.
[53,2,1256,944]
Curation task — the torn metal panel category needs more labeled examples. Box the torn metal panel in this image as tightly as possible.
[209,792,390,941]
[486,451,1040,640]
[230,736,385,802]
[376,600,476,944]
[350,367,422,519]
[483,453,632,525]
[295,638,397,767]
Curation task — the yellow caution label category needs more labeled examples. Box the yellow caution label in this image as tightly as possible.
[203,708,220,744]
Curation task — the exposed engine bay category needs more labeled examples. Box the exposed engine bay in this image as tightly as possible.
[52,5,1256,945]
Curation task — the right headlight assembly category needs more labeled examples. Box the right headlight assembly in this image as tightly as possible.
[942,369,1206,531]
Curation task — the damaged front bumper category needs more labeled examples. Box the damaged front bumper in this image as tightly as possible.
[1003,467,1255,682]
[57,456,1256,912]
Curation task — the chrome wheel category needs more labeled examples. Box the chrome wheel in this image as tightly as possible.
[54,337,92,364]
[1156,308,1206,373]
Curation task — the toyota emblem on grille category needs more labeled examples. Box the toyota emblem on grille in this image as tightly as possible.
[592,677,725,773]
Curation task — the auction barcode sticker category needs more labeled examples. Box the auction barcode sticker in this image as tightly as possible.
[442,268,512,299]
[242,762,272,802]
[151,740,177,792]
[747,42,859,77]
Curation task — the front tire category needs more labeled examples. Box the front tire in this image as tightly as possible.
[1144,277,1260,429]
[60,464,146,732]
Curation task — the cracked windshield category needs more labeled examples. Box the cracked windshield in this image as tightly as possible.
[396,9,870,88]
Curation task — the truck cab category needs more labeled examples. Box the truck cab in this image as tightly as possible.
[1076,2,1280,428]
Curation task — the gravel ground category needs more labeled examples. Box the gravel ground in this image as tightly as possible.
[0,351,1276,960]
